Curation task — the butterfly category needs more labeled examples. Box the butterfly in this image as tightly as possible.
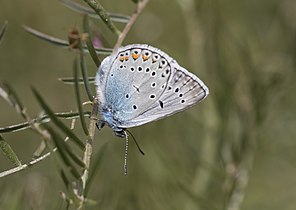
[95,44,209,174]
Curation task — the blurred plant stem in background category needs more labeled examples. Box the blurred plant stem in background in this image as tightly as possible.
[178,1,220,210]
[179,0,293,210]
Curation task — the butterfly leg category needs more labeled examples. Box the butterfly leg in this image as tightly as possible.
[114,129,126,138]
[96,120,105,130]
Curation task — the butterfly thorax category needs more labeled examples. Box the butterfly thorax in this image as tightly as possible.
[99,105,124,133]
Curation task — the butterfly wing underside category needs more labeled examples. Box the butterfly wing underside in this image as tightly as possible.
[96,44,208,129]
[123,64,208,127]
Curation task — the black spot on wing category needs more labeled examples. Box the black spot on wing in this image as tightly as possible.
[159,100,164,108]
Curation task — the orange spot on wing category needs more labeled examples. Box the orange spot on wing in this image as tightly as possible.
[119,56,124,62]
[142,55,149,61]
[125,56,129,61]
[132,53,140,60]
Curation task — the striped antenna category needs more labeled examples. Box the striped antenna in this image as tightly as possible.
[123,131,129,176]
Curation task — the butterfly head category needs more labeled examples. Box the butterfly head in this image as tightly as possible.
[97,105,126,137]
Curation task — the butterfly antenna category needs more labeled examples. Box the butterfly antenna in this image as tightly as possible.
[123,130,129,176]
[126,129,145,155]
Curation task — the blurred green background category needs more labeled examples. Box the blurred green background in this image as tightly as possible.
[1,0,296,209]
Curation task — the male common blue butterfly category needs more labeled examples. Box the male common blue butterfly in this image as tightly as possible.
[95,44,209,174]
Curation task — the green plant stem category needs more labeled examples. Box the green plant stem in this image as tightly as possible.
[0,152,51,178]
[79,98,98,208]
[0,119,77,179]
[113,0,150,52]
[83,0,121,36]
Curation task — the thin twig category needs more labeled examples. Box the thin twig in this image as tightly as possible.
[0,152,51,178]
[60,0,130,23]
[77,1,150,201]
[0,119,77,178]
[0,84,50,139]
[0,111,90,133]
[23,25,112,55]
[83,0,121,36]
[0,131,51,178]
[79,99,98,208]
[113,0,150,52]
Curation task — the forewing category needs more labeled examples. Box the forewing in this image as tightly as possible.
[101,44,174,124]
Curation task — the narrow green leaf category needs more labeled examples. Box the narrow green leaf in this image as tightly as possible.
[1,83,24,116]
[24,25,69,47]
[83,198,98,206]
[60,0,130,23]
[0,135,22,166]
[78,38,94,101]
[23,25,113,55]
[58,77,95,85]
[74,59,89,136]
[47,124,85,168]
[0,20,8,43]
[108,13,131,24]
[0,111,91,134]
[45,125,71,166]
[60,170,81,207]
[60,170,79,207]
[60,169,70,189]
[54,111,91,119]
[83,0,121,36]
[84,142,108,196]
[83,15,101,67]
[44,125,81,179]
[0,123,30,133]
[32,88,85,150]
